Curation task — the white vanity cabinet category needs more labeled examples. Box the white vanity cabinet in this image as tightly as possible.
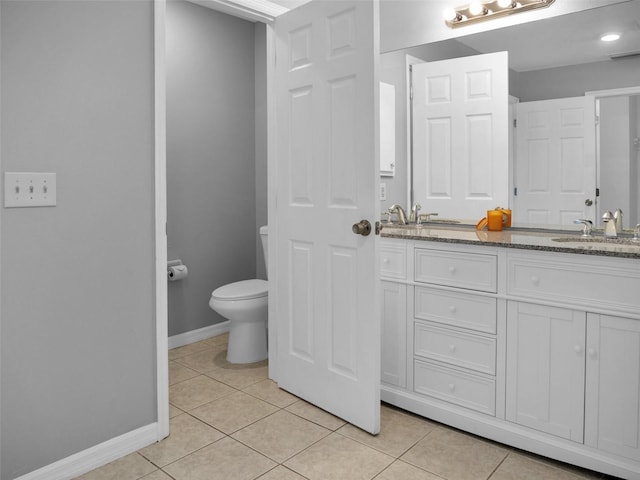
[413,246,500,416]
[380,240,409,388]
[380,237,640,479]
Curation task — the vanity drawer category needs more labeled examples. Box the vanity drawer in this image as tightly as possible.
[507,253,640,312]
[380,241,407,280]
[415,286,497,334]
[415,321,496,375]
[414,359,496,416]
[415,248,497,293]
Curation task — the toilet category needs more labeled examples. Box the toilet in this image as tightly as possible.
[209,226,268,364]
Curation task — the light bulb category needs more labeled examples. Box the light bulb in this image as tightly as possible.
[443,7,459,21]
[469,2,487,16]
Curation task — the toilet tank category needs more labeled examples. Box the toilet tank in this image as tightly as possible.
[259,225,268,277]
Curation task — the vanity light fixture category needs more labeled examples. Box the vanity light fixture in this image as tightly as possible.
[444,0,556,28]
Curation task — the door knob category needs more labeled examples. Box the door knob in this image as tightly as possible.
[352,220,372,236]
[585,198,593,206]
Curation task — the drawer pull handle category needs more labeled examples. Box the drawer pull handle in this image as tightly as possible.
[382,258,390,264]
[530,275,540,286]
[448,383,456,392]
[574,345,583,354]
[449,306,457,314]
[449,344,457,353]
[448,266,457,275]
[588,348,597,358]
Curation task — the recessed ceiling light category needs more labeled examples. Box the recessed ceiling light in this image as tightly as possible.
[600,32,621,42]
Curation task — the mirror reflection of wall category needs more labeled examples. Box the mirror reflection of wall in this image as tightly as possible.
[380,1,640,229]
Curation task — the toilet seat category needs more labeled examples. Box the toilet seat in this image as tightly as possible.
[211,279,267,301]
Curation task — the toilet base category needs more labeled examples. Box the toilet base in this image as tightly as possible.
[227,320,267,364]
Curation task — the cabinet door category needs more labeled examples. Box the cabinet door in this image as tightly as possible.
[585,314,640,461]
[506,302,586,442]
[381,281,407,387]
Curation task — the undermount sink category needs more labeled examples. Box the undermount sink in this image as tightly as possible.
[552,236,640,246]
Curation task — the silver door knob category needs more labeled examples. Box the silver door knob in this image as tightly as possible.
[352,220,372,236]
[585,199,593,206]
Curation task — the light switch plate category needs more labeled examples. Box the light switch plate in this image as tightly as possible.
[4,172,57,207]
[380,182,387,201]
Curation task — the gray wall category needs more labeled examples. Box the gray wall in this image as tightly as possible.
[166,0,260,337]
[512,57,640,102]
[0,1,156,478]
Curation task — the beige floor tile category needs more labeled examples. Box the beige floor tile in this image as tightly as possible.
[401,427,508,480]
[138,413,224,467]
[242,379,298,407]
[190,390,278,434]
[286,400,347,431]
[163,437,276,480]
[74,453,156,480]
[140,471,173,480]
[491,453,598,480]
[168,340,213,361]
[375,460,445,480]
[173,345,228,373]
[169,361,199,385]
[206,332,229,346]
[338,405,435,457]
[169,375,236,411]
[257,465,309,480]
[284,432,394,480]
[232,410,331,463]
[206,363,269,389]
[168,404,183,419]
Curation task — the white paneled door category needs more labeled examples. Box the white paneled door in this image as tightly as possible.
[514,96,596,225]
[272,0,380,434]
[412,52,509,220]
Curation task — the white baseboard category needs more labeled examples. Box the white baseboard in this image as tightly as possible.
[14,423,161,480]
[168,320,230,350]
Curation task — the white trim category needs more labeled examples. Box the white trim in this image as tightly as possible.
[586,86,640,99]
[14,424,160,480]
[154,0,170,442]
[168,321,230,349]
[187,0,288,23]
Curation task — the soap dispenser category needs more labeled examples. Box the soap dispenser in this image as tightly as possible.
[602,211,617,238]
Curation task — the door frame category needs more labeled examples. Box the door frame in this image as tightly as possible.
[153,0,282,439]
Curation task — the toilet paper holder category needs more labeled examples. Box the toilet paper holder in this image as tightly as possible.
[167,259,188,281]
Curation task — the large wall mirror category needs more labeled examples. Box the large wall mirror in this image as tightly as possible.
[380,0,640,230]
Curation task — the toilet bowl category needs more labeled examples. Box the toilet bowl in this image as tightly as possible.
[209,226,268,364]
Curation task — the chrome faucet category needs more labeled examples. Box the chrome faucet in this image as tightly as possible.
[388,204,408,225]
[602,211,617,238]
[409,203,421,224]
[573,219,593,237]
[614,209,623,232]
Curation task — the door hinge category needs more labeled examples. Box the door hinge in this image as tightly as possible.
[596,188,600,197]
[513,118,517,128]
[595,115,600,126]
[514,187,518,196]
[375,221,381,235]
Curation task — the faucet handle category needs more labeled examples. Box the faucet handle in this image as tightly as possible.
[573,219,593,237]
[634,224,640,241]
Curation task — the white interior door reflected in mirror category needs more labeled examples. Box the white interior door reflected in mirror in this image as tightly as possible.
[513,96,596,226]
[380,82,396,177]
[412,51,509,220]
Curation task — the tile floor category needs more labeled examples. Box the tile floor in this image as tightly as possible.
[77,334,618,480]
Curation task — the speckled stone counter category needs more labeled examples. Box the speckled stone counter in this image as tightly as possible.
[380,224,640,259]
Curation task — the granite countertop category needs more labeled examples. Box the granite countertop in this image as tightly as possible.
[380,223,640,259]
